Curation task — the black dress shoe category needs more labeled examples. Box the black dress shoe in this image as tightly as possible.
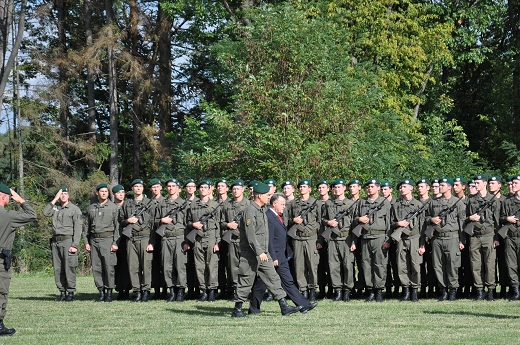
[141,290,150,302]
[65,292,74,302]
[0,321,15,336]
[300,301,318,314]
[133,291,142,302]
[57,291,66,302]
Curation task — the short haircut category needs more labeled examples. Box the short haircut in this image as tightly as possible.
[270,193,286,206]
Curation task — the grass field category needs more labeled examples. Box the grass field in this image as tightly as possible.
[4,274,520,344]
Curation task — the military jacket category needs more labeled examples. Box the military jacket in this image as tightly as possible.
[119,196,155,242]
[239,201,268,256]
[186,198,221,241]
[220,198,250,241]
[43,202,83,247]
[466,192,500,235]
[84,200,119,245]
[354,196,392,240]
[0,203,37,251]
[391,197,425,243]
[427,196,465,242]
[287,196,320,238]
[499,195,520,234]
[159,196,188,235]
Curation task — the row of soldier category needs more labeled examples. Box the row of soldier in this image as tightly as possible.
[42,174,520,304]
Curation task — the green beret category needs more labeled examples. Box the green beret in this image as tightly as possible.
[316,180,328,187]
[488,176,502,183]
[416,178,430,186]
[381,180,392,188]
[281,180,294,187]
[506,176,514,182]
[365,178,380,186]
[264,179,276,186]
[59,186,68,192]
[231,179,245,187]
[198,179,213,188]
[453,177,467,184]
[253,182,270,194]
[331,179,346,187]
[183,178,195,187]
[347,179,361,186]
[473,174,488,181]
[440,177,454,186]
[248,180,260,188]
[468,179,476,185]
[297,179,312,187]
[431,178,441,184]
[112,184,124,193]
[131,179,144,187]
[165,178,180,186]
[397,179,414,189]
[511,176,520,182]
[147,178,162,188]
[216,178,229,186]
[96,183,108,191]
[0,183,11,195]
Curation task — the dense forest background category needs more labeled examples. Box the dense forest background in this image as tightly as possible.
[1,0,520,271]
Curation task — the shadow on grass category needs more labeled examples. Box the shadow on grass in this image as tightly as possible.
[424,310,520,319]
[12,292,103,302]
[167,305,254,317]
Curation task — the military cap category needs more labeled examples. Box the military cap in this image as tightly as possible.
[59,186,68,192]
[416,178,430,186]
[281,180,294,187]
[488,175,502,183]
[397,179,414,189]
[297,179,312,187]
[248,180,260,188]
[264,179,276,186]
[131,179,144,187]
[365,178,380,186]
[331,179,346,187]
[347,179,361,186]
[183,178,196,188]
[431,178,441,184]
[506,176,514,182]
[0,183,11,195]
[468,179,476,185]
[112,184,124,193]
[440,177,454,186]
[165,178,180,186]
[381,180,393,188]
[198,179,213,188]
[231,179,245,187]
[316,180,328,187]
[96,183,108,191]
[253,182,270,194]
[473,174,488,181]
[147,178,162,188]
[453,177,467,184]
[511,176,520,182]
[216,178,229,186]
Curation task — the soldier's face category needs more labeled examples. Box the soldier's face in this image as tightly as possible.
[398,184,413,197]
[217,182,229,195]
[283,185,294,197]
[132,184,144,196]
[508,182,514,194]
[469,184,477,195]
[332,184,346,197]
[60,191,70,203]
[113,190,125,202]
[439,182,452,195]
[488,181,501,193]
[185,183,196,195]
[365,184,380,197]
[166,183,179,195]
[512,180,520,193]
[96,188,109,202]
[474,180,487,192]
[268,184,276,194]
[298,185,311,196]
[381,187,393,198]
[257,192,269,205]
[417,183,430,196]
[199,184,211,197]
[317,184,329,196]
[272,197,286,215]
[432,184,440,195]
[150,184,162,196]
[349,184,361,196]
[453,182,466,194]
[232,186,244,199]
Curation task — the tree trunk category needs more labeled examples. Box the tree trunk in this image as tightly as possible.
[129,0,140,178]
[509,0,520,144]
[57,0,69,175]
[84,0,97,172]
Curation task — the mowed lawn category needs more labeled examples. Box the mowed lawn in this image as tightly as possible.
[5,274,520,344]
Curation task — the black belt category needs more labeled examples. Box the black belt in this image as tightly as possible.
[53,235,72,242]
[472,227,494,237]
[90,231,114,239]
[296,230,318,238]
[435,231,459,238]
[132,228,150,237]
[164,230,184,238]
[367,230,386,235]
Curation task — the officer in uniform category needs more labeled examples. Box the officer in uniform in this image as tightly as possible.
[354,178,392,302]
[232,183,301,317]
[316,179,332,299]
[216,179,230,298]
[43,186,83,302]
[183,178,198,300]
[119,179,155,302]
[147,179,167,299]
[112,184,130,299]
[0,184,37,336]
[84,183,119,302]
[489,175,508,298]
[416,178,435,298]
[348,179,364,297]
[453,177,471,298]
[159,178,189,302]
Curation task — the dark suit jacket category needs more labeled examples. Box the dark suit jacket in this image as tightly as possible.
[266,209,291,264]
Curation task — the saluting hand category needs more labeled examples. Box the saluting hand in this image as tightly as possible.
[10,189,25,204]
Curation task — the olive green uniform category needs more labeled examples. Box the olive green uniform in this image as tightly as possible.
[0,202,37,321]
[43,202,83,293]
[119,197,155,292]
[499,196,520,288]
[150,195,166,294]
[235,202,286,302]
[84,200,119,289]
[287,197,320,292]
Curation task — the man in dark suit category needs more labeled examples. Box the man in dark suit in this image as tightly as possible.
[249,193,318,314]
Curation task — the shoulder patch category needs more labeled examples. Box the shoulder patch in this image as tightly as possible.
[246,219,251,226]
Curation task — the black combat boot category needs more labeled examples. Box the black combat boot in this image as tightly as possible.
[400,287,410,301]
[176,289,185,302]
[438,288,448,302]
[317,286,326,299]
[198,290,208,302]
[411,288,418,302]
[96,288,105,302]
[475,289,485,301]
[231,302,246,317]
[133,291,142,302]
[448,288,457,301]
[263,291,274,302]
[105,289,113,302]
[0,320,15,336]
[487,288,495,301]
[167,287,176,302]
[141,290,150,302]
[365,289,375,302]
[343,289,351,302]
[308,289,316,303]
[375,289,384,302]
[57,291,66,302]
[302,290,309,300]
[65,292,74,302]
[278,298,301,316]
[510,286,520,301]
[208,289,217,302]
[333,289,343,302]
[384,287,393,299]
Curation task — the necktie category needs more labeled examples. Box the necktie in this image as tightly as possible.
[277,214,283,224]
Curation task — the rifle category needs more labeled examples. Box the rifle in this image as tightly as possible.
[122,197,156,238]
[351,195,390,237]
[186,201,223,244]
[390,200,428,242]
[425,197,463,239]
[155,199,190,237]
[287,199,319,239]
[464,192,498,236]
[1,249,12,271]
[222,211,244,244]
[321,199,360,241]
[497,205,520,239]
